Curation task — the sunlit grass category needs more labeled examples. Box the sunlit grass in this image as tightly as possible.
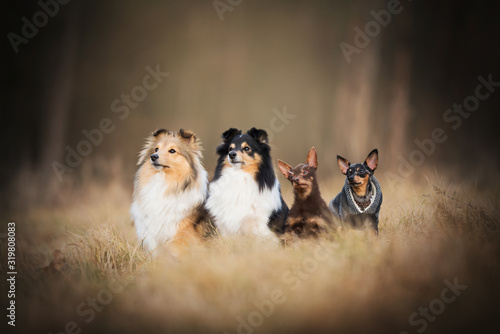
[6,179,500,334]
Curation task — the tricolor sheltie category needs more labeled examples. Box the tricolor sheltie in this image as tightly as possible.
[205,128,288,239]
[130,129,209,255]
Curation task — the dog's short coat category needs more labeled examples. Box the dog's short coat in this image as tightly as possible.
[277,147,334,242]
[329,149,383,233]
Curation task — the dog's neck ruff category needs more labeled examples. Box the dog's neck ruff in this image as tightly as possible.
[131,162,208,252]
[206,167,281,238]
[344,176,381,214]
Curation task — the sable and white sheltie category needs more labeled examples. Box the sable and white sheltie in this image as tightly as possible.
[130,129,208,255]
[205,128,288,239]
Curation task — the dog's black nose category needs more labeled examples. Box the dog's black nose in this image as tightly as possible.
[348,174,354,181]
[150,153,159,162]
[294,177,300,183]
[228,151,237,159]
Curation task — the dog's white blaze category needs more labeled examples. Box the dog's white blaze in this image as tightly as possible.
[131,166,208,252]
[206,167,282,238]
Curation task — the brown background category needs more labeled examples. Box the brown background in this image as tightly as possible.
[2,0,500,210]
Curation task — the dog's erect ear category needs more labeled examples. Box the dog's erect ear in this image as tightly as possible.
[247,128,269,144]
[222,128,241,143]
[306,146,318,169]
[337,155,350,175]
[365,149,378,171]
[178,128,196,144]
[277,160,293,179]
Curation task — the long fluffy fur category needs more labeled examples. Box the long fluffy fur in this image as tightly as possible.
[130,129,208,254]
[205,128,288,238]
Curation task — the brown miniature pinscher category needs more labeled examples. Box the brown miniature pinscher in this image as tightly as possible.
[277,147,334,242]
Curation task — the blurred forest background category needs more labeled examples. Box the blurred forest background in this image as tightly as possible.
[2,0,500,211]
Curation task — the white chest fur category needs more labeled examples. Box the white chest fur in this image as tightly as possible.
[130,170,207,251]
[206,168,282,237]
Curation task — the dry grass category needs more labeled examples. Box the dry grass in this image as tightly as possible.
[3,178,500,334]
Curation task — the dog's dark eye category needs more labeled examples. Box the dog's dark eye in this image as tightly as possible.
[168,149,176,154]
[154,147,159,152]
[302,170,308,175]
[243,146,250,152]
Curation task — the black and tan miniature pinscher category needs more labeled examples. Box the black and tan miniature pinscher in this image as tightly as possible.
[278,147,334,242]
[329,149,383,234]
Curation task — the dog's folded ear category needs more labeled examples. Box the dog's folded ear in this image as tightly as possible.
[306,146,318,169]
[277,160,293,179]
[178,128,196,143]
[337,155,350,175]
[365,149,378,171]
[138,130,168,165]
[152,129,168,137]
[222,128,241,143]
[247,128,269,144]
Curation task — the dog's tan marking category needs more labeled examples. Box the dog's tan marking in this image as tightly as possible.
[241,152,261,177]
[169,212,204,257]
[352,174,369,197]
[296,178,313,199]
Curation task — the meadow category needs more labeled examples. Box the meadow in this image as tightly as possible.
[3,1,500,333]
[4,175,500,334]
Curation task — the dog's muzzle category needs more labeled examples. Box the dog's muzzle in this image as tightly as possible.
[228,151,242,165]
[150,153,168,168]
